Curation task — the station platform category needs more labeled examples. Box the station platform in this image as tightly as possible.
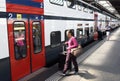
[45,28,120,81]
[19,28,120,81]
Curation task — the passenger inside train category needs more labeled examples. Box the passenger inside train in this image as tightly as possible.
[14,22,26,59]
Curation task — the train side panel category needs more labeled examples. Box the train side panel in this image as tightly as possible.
[0,16,11,81]
[0,0,11,81]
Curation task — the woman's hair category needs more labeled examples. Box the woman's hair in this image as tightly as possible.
[68,30,74,36]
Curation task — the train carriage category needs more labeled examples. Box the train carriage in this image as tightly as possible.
[0,0,119,81]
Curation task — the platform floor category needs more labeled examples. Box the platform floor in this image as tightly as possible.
[45,28,120,81]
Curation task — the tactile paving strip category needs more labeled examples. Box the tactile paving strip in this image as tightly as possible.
[45,71,63,81]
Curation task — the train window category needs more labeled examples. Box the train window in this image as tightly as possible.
[91,27,94,33]
[51,31,61,48]
[78,5,83,11]
[77,2,83,11]
[83,6,88,13]
[78,5,82,11]
[89,8,93,14]
[66,0,76,9]
[50,0,64,6]
[14,22,27,60]
[85,28,89,37]
[65,29,74,41]
[77,28,83,38]
[32,22,42,54]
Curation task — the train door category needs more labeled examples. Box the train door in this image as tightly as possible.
[94,13,98,40]
[94,13,98,30]
[29,15,45,72]
[8,13,45,81]
[8,13,31,81]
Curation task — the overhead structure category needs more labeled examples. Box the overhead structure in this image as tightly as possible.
[83,0,120,19]
[98,0,120,18]
[108,0,120,18]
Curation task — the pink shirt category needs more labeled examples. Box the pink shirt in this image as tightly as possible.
[16,34,24,46]
[66,36,78,54]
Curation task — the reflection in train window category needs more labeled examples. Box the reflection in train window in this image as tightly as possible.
[66,0,76,9]
[32,22,42,54]
[77,29,83,38]
[78,5,82,11]
[51,31,61,48]
[14,22,27,60]
[77,1,83,11]
[65,29,74,41]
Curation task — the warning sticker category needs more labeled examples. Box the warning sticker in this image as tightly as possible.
[17,14,22,20]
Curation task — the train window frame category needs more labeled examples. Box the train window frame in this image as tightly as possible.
[49,0,64,6]
[13,21,27,60]
[32,21,42,54]
[65,29,74,41]
[66,0,76,9]
[50,31,61,48]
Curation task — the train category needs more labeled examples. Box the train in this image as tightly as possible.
[0,0,119,81]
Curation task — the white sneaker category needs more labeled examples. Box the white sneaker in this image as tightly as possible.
[61,73,66,76]
[58,72,66,76]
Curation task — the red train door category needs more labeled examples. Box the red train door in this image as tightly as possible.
[8,13,31,81]
[94,12,98,40]
[94,12,98,30]
[29,15,45,72]
[8,13,45,81]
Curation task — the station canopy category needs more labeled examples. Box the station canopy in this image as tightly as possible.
[83,0,120,18]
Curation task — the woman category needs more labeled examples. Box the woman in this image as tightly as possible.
[62,30,79,75]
